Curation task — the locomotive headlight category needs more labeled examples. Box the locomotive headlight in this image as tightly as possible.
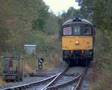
[75,40,79,45]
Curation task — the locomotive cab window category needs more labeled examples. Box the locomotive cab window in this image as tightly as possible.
[73,26,81,35]
[73,24,92,36]
[82,25,92,35]
[63,26,72,35]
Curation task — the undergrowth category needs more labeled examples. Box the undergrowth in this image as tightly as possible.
[90,30,112,90]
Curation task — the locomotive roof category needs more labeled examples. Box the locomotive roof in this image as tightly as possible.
[63,18,93,26]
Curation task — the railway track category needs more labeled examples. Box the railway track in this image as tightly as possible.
[1,75,57,90]
[45,67,88,90]
[1,66,68,90]
[1,66,88,90]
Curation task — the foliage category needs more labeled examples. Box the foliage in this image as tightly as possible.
[1,0,112,88]
[0,27,10,51]
[80,0,112,90]
[60,7,81,23]
[0,0,60,53]
[32,1,49,31]
[0,1,61,84]
[44,13,60,34]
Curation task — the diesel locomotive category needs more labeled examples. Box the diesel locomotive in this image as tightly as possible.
[61,18,95,66]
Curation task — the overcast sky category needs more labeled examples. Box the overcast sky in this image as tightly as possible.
[43,0,80,15]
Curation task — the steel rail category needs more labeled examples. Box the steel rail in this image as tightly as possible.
[47,74,81,90]
[2,66,69,90]
[47,67,88,90]
[41,66,69,90]
[2,74,57,90]
[1,66,87,90]
[73,67,89,90]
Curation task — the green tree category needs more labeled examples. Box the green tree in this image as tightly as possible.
[61,7,81,23]
[32,1,49,31]
[0,27,10,51]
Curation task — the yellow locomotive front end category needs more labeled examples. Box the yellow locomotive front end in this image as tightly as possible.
[61,18,95,66]
[62,36,93,50]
